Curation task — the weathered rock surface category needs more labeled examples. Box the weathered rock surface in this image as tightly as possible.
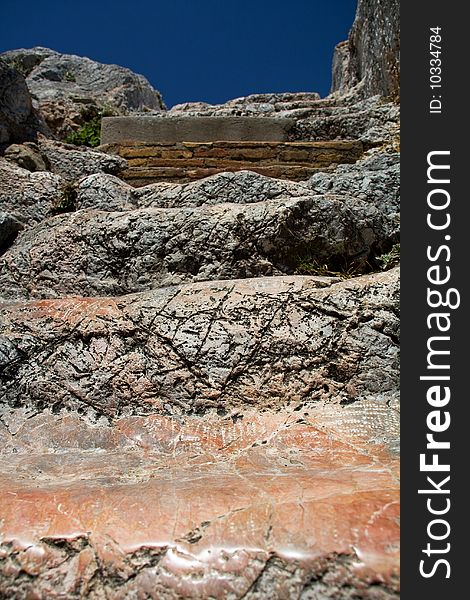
[308,152,400,240]
[0,3,400,594]
[0,157,62,225]
[0,141,128,237]
[38,138,127,181]
[0,406,399,599]
[331,0,400,99]
[0,270,399,419]
[167,93,399,148]
[0,212,23,252]
[0,59,49,146]
[77,169,312,212]
[74,167,398,249]
[0,189,394,299]
[292,96,399,147]
[3,141,49,171]
[1,47,166,139]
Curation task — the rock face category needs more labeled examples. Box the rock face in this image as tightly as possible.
[331,0,400,99]
[0,270,399,420]
[0,157,63,225]
[0,170,397,300]
[0,60,49,145]
[0,4,400,597]
[1,47,166,139]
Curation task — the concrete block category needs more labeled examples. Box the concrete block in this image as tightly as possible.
[101,116,296,145]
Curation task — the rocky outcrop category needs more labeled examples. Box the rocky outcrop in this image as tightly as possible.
[1,47,166,139]
[0,60,49,146]
[37,138,127,181]
[0,157,63,225]
[331,0,400,99]
[76,169,317,212]
[0,5,400,596]
[0,178,396,299]
[308,151,400,238]
[0,145,127,229]
[0,269,399,419]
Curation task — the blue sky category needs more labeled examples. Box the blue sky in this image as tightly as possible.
[1,0,357,107]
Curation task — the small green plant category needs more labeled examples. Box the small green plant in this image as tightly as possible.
[65,107,116,148]
[64,70,76,82]
[377,243,400,270]
[295,256,368,280]
[65,119,102,147]
[52,182,78,214]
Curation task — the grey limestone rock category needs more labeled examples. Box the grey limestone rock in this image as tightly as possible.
[0,157,63,225]
[308,152,400,240]
[0,59,49,146]
[76,169,311,212]
[38,138,127,181]
[0,178,394,300]
[331,0,400,99]
[1,47,166,139]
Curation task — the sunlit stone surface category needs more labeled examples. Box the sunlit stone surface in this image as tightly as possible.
[0,408,399,599]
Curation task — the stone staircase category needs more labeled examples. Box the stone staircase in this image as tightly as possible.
[100,114,365,185]
[1,95,399,600]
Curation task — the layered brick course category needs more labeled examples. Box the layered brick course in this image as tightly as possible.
[103,139,363,185]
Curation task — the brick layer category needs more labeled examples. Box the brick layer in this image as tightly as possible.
[102,140,363,185]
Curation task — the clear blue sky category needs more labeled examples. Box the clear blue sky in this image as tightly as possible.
[1,0,357,107]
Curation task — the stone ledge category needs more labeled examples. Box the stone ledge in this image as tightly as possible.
[101,115,297,144]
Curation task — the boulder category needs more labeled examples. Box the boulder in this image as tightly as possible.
[0,212,24,252]
[3,141,49,171]
[0,59,49,146]
[1,47,166,139]
[0,189,393,300]
[0,141,128,229]
[0,269,399,419]
[0,157,63,225]
[38,138,127,181]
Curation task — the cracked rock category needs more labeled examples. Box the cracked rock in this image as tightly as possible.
[0,269,400,421]
[0,191,393,299]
